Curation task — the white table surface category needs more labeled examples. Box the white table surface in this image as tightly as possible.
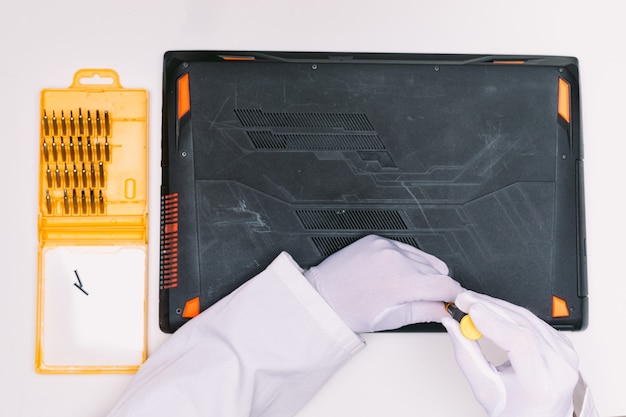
[1,1,625,416]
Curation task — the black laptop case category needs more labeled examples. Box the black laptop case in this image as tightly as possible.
[160,52,587,333]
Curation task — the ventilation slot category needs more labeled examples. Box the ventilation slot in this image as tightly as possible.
[296,209,407,230]
[247,131,384,150]
[235,109,374,131]
[160,193,179,290]
[312,235,420,257]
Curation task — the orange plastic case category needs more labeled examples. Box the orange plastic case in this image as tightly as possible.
[36,69,148,373]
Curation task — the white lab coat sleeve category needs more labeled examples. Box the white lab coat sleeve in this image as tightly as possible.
[106,251,365,417]
[573,373,599,417]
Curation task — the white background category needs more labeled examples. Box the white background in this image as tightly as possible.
[1,1,625,416]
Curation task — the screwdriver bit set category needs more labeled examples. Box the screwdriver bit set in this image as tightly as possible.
[41,109,111,216]
[36,69,149,374]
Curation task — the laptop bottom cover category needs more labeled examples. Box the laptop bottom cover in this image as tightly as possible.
[160,52,587,333]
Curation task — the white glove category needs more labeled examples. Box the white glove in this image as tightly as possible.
[442,291,579,417]
[304,234,463,333]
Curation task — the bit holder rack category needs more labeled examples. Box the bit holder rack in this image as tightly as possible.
[36,69,148,374]
[41,109,111,216]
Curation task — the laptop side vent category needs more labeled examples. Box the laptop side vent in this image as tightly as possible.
[235,109,375,131]
[296,209,407,230]
[160,193,179,290]
[312,235,420,257]
[247,131,384,150]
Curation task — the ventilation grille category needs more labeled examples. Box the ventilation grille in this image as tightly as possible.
[312,235,420,257]
[160,193,179,290]
[296,209,407,230]
[247,131,384,150]
[235,109,374,131]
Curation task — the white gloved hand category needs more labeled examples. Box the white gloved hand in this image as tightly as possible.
[304,234,463,333]
[442,291,579,417]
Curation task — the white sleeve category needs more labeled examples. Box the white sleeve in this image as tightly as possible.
[106,252,365,417]
[573,373,599,417]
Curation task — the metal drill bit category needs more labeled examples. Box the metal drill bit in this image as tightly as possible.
[60,137,66,161]
[73,163,79,187]
[87,110,93,136]
[95,138,101,160]
[61,111,67,135]
[72,189,78,213]
[64,164,70,187]
[104,136,110,161]
[78,108,84,134]
[104,110,110,136]
[52,111,58,135]
[51,137,57,161]
[69,137,75,161]
[90,162,96,187]
[81,189,87,213]
[90,188,96,213]
[42,139,49,161]
[87,137,92,161]
[77,136,83,161]
[63,189,69,214]
[81,163,87,187]
[99,189,104,213]
[43,111,50,136]
[99,161,105,186]
[70,110,75,135]
[46,190,52,214]
[46,164,52,187]
[55,164,61,187]
[96,110,102,136]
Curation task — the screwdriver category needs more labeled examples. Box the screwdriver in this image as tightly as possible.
[445,302,482,340]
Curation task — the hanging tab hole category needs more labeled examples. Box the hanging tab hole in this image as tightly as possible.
[78,74,115,85]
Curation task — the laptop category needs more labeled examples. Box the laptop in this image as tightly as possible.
[159,51,587,333]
